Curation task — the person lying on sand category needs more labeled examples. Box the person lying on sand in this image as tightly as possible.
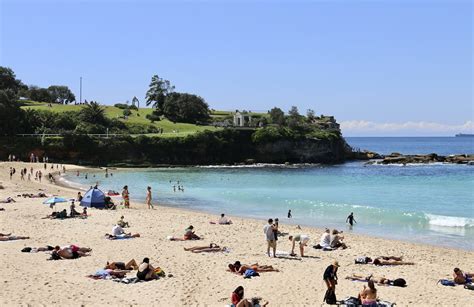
[105,259,138,270]
[21,245,54,253]
[50,245,91,259]
[21,192,47,198]
[137,257,157,281]
[0,233,29,241]
[453,268,474,284]
[231,286,269,307]
[0,197,16,203]
[228,261,279,274]
[184,243,227,253]
[288,234,310,257]
[355,256,413,265]
[88,268,129,279]
[345,274,407,287]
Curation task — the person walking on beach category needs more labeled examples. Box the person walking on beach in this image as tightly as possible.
[346,212,356,226]
[122,185,130,209]
[288,209,292,218]
[146,186,154,209]
[323,261,340,304]
[264,219,277,257]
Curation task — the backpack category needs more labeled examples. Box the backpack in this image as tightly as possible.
[465,284,474,290]
[391,278,406,287]
[438,279,455,286]
[243,269,260,279]
[323,289,337,304]
[21,247,32,253]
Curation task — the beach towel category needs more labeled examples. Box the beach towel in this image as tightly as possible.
[438,279,456,286]
[341,297,360,307]
[268,250,290,257]
[376,300,396,307]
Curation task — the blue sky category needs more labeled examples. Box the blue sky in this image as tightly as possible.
[1,0,472,136]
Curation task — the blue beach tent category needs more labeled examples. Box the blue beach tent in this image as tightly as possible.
[80,187,106,208]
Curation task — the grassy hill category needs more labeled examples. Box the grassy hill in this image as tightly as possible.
[21,101,223,137]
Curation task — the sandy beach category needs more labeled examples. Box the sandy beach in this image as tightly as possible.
[0,161,473,306]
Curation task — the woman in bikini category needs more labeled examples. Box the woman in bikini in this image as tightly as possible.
[0,233,29,241]
[359,280,377,306]
[184,243,225,253]
[453,268,474,284]
[105,259,139,270]
[122,186,130,209]
[137,257,156,281]
[145,186,153,209]
[228,261,279,274]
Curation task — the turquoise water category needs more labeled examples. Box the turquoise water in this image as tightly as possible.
[64,137,474,250]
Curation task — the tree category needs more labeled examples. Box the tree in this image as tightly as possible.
[79,101,107,125]
[0,90,26,135]
[306,109,316,122]
[132,96,139,109]
[145,75,175,114]
[162,92,210,124]
[28,86,53,103]
[123,107,132,117]
[0,66,25,94]
[268,107,285,126]
[287,106,302,129]
[47,85,75,104]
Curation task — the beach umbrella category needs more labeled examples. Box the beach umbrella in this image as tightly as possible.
[43,197,69,205]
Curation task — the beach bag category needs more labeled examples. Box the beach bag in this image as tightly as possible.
[343,296,360,307]
[243,269,259,279]
[464,284,474,290]
[392,278,406,287]
[438,279,455,286]
[21,247,32,253]
[323,289,337,304]
[355,257,368,264]
[154,267,166,277]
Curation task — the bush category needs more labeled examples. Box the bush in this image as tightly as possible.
[114,103,128,109]
[146,112,161,123]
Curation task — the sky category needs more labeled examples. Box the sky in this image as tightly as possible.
[0,0,472,136]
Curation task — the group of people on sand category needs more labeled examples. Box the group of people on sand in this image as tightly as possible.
[313,228,347,250]
[106,219,140,240]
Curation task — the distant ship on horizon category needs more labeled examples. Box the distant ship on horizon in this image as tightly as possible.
[455,133,474,137]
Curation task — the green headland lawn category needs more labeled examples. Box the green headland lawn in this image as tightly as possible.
[21,101,223,137]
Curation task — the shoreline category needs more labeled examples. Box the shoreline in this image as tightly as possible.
[1,161,473,306]
[56,166,474,252]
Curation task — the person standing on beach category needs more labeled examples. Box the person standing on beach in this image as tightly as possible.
[264,219,277,257]
[288,210,292,218]
[323,261,340,304]
[346,212,356,226]
[146,186,154,209]
[122,186,130,209]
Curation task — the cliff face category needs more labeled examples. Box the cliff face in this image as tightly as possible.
[255,137,350,163]
[0,131,351,165]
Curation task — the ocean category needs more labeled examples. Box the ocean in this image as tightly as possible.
[63,137,474,250]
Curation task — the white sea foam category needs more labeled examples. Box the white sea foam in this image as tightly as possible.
[425,214,474,228]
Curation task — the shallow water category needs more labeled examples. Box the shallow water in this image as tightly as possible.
[65,162,473,250]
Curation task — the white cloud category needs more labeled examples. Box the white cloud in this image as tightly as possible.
[341,120,474,136]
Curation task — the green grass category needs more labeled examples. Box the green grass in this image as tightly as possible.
[21,102,221,136]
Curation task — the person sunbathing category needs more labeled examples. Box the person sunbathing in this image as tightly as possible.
[355,256,413,265]
[453,268,474,284]
[21,245,54,253]
[137,257,157,281]
[345,274,407,287]
[105,233,140,240]
[184,243,226,253]
[228,261,279,274]
[117,216,129,228]
[51,245,91,259]
[0,197,16,203]
[89,269,129,279]
[105,259,138,270]
[231,286,269,307]
[218,213,232,225]
[0,233,29,241]
[358,280,377,306]
[184,225,201,240]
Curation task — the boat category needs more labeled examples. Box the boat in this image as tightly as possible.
[455,133,474,137]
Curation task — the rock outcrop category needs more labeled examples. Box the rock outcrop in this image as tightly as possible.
[366,153,474,165]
